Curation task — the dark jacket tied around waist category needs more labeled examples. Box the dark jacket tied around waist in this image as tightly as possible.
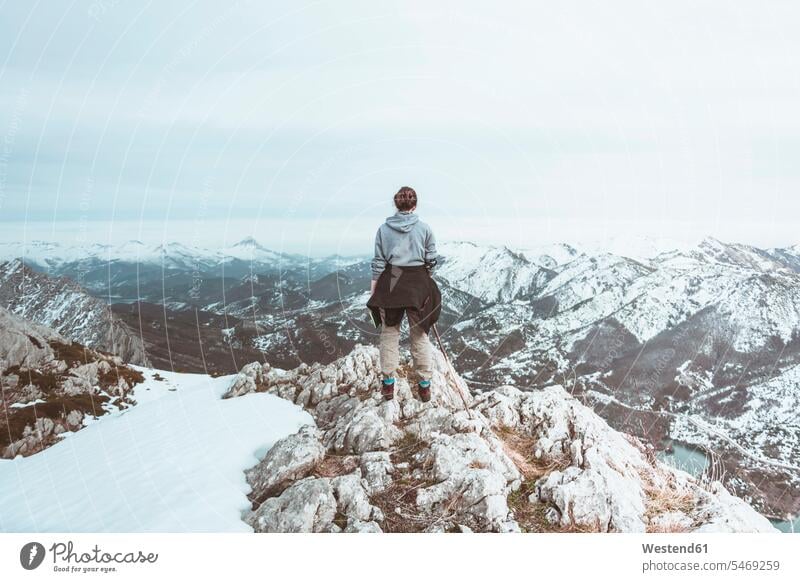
[367,264,442,333]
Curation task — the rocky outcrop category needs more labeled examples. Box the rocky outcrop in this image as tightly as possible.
[245,425,326,504]
[227,345,778,533]
[0,306,62,371]
[0,259,150,365]
[0,307,145,458]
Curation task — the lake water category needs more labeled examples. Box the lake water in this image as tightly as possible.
[770,516,799,533]
[658,441,708,477]
[658,440,797,533]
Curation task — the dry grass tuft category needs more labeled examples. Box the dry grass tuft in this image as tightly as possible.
[507,480,549,532]
[642,470,696,532]
[314,454,359,478]
[698,450,726,492]
[494,425,598,533]
[396,363,414,380]
[645,485,695,517]
[647,520,691,534]
[507,479,602,533]
[494,425,570,480]
[369,432,449,532]
[48,340,92,368]
[98,365,145,391]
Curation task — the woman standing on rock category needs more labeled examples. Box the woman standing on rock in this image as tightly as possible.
[367,186,442,402]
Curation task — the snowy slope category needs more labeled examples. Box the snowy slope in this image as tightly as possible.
[0,368,313,532]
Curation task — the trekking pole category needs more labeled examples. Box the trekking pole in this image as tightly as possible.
[431,323,473,419]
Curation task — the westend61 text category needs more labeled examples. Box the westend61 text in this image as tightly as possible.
[642,543,708,554]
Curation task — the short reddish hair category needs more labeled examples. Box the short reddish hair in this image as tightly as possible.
[394,186,417,211]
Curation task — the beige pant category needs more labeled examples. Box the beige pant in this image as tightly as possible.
[379,308,434,381]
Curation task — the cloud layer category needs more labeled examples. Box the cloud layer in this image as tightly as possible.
[1,1,799,253]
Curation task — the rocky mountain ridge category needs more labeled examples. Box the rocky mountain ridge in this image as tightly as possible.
[0,300,778,532]
[0,238,361,296]
[0,307,145,458]
[225,344,776,533]
[0,259,149,366]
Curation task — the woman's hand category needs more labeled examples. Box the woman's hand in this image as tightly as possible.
[370,279,377,296]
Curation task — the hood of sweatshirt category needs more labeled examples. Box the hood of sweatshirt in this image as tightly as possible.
[385,211,419,233]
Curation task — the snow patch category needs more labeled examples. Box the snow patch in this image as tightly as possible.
[0,369,313,532]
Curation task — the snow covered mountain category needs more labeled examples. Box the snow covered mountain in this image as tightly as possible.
[0,238,359,301]
[4,234,800,523]
[0,332,776,533]
[170,235,799,522]
[445,239,800,521]
[0,260,149,365]
[0,238,289,271]
[433,241,554,303]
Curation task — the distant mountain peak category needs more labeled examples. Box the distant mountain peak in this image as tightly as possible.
[233,236,262,248]
[699,235,725,246]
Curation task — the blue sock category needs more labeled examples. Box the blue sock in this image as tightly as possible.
[418,379,431,388]
[382,377,395,386]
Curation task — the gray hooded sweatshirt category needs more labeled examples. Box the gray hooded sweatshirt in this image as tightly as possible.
[371,211,439,280]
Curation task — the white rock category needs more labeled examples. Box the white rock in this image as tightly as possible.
[414,432,521,531]
[224,361,266,398]
[694,483,778,533]
[65,409,84,428]
[325,405,403,454]
[246,477,337,533]
[331,472,382,522]
[537,466,646,532]
[245,425,325,502]
[360,451,393,495]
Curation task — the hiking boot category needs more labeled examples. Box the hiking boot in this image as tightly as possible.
[418,379,431,402]
[381,377,395,401]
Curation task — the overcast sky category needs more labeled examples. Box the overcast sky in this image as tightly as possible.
[1,0,799,255]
